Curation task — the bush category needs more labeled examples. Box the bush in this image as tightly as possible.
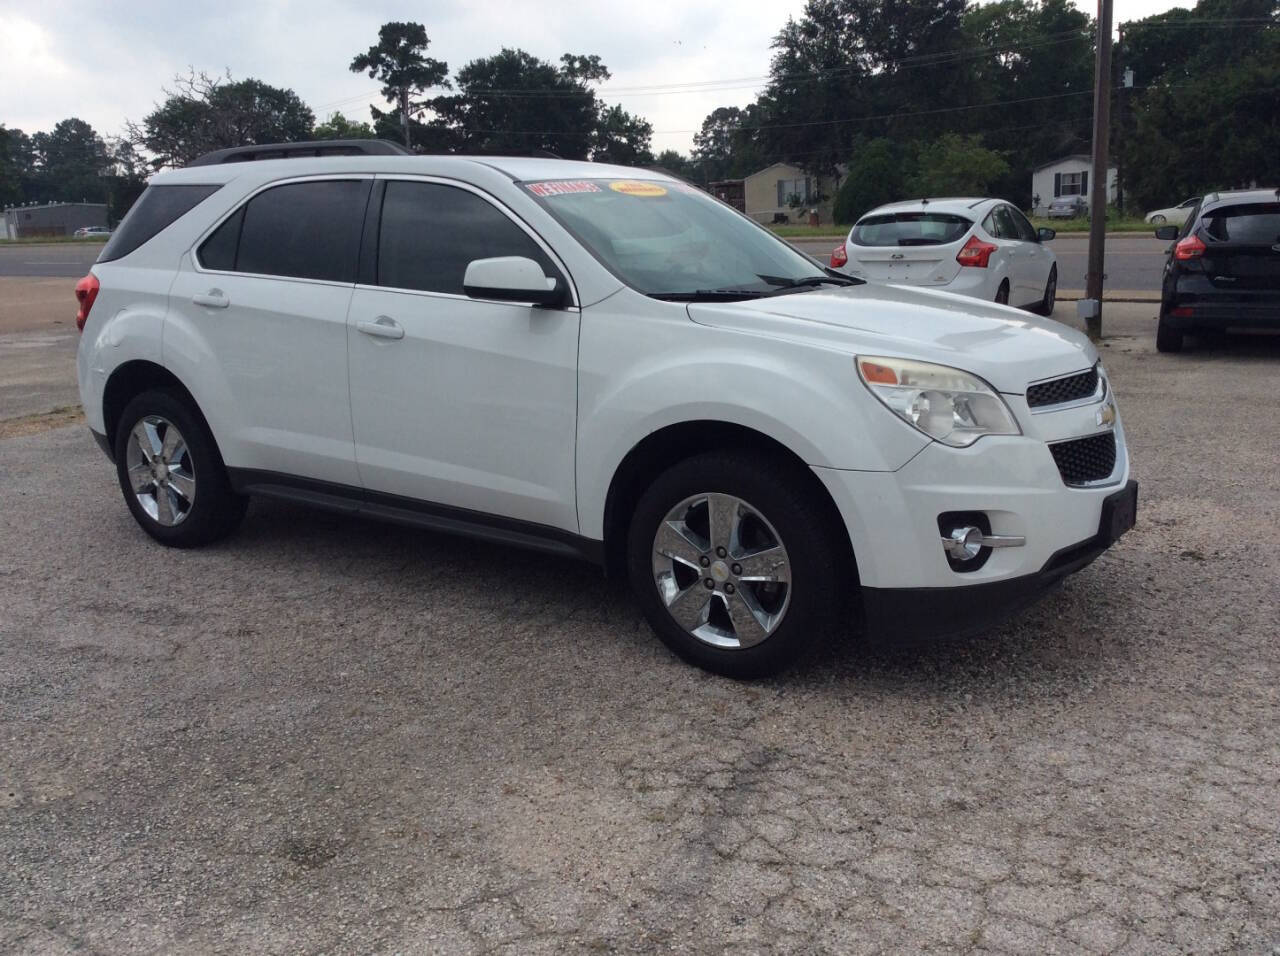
[833,138,904,225]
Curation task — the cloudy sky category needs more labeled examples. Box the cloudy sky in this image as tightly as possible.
[1,0,1192,155]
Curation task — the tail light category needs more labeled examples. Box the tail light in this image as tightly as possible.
[1174,234,1206,260]
[830,241,848,269]
[75,274,100,331]
[956,235,998,268]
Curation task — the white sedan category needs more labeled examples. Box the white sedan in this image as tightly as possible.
[830,198,1059,314]
[1144,197,1199,226]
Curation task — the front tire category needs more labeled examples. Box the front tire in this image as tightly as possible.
[1155,312,1184,353]
[626,451,845,678]
[1150,214,1167,225]
[114,389,247,547]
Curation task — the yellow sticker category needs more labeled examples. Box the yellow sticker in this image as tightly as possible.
[609,180,668,197]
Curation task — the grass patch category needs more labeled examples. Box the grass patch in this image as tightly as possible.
[1030,216,1151,234]
[0,236,108,246]
[766,224,846,239]
[0,405,85,439]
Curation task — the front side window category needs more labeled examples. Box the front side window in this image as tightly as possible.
[198,179,370,282]
[376,182,556,295]
[1006,206,1038,242]
[524,178,832,297]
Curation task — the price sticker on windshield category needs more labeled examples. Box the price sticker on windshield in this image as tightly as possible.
[526,180,602,197]
[609,181,668,197]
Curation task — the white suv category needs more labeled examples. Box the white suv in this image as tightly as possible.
[76,142,1135,677]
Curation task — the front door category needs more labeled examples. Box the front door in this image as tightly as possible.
[346,179,581,532]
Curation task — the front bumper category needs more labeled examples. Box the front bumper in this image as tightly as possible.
[861,480,1136,642]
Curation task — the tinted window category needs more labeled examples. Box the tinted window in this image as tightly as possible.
[98,184,221,262]
[1008,207,1038,242]
[1202,203,1280,243]
[992,206,1022,241]
[235,180,369,282]
[378,181,554,295]
[198,207,244,271]
[850,212,971,247]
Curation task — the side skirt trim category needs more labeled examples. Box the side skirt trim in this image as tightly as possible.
[226,468,604,565]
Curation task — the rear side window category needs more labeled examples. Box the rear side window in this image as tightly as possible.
[377,181,555,295]
[227,180,370,282]
[851,212,971,247]
[1201,203,1280,243]
[98,184,222,262]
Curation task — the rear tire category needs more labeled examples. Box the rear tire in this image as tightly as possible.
[114,389,247,547]
[995,281,1010,305]
[1150,214,1167,225]
[1155,312,1184,353]
[626,451,845,678]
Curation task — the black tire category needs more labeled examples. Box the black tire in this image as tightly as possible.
[626,451,846,678]
[1150,214,1166,225]
[1033,265,1057,316]
[1155,312,1184,353]
[113,389,247,547]
[995,281,1010,305]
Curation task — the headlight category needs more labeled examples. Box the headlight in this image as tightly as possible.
[856,355,1021,447]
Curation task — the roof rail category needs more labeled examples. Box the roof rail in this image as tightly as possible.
[186,139,413,167]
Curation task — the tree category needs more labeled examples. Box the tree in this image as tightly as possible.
[906,133,1009,196]
[0,126,34,208]
[129,71,315,167]
[312,111,376,140]
[351,22,450,148]
[430,48,651,162]
[31,118,111,203]
[832,137,906,223]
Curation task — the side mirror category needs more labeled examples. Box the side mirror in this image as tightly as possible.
[1037,227,1056,242]
[1153,225,1179,241]
[463,256,567,307]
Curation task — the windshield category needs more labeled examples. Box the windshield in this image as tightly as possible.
[851,212,971,247]
[522,178,837,297]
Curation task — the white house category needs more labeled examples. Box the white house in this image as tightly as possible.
[1031,155,1117,216]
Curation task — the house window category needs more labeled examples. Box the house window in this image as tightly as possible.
[1060,172,1084,196]
[776,177,813,207]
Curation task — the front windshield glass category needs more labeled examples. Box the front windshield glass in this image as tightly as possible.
[522,178,834,297]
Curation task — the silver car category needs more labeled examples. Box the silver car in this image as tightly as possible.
[1046,196,1087,219]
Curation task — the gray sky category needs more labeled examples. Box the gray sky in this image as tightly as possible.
[0,0,1192,155]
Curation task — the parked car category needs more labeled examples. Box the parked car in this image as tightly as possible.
[1144,197,1199,226]
[829,198,1058,313]
[1154,188,1280,352]
[1046,196,1088,219]
[74,226,112,238]
[75,142,1135,677]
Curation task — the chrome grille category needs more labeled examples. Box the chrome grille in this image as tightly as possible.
[1049,433,1116,486]
[1027,366,1100,408]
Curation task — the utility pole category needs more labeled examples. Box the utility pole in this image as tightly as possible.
[1084,0,1114,340]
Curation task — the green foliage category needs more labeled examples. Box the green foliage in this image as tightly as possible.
[832,138,905,224]
[350,22,450,148]
[0,125,33,208]
[312,112,376,140]
[128,71,314,167]
[906,134,1010,197]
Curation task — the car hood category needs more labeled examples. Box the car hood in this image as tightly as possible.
[687,283,1097,395]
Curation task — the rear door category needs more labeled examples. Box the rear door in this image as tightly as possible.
[1007,205,1052,303]
[346,178,581,531]
[1199,202,1280,298]
[167,177,371,485]
[844,211,970,287]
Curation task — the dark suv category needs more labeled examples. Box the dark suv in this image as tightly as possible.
[1154,189,1280,352]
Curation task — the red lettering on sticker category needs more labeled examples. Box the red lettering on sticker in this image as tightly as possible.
[527,180,601,196]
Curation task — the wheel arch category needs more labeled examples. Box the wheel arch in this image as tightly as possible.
[102,361,214,459]
[600,419,858,583]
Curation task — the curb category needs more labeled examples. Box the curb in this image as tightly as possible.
[1059,290,1159,303]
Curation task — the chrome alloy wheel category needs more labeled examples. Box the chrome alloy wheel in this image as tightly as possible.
[651,493,792,650]
[125,415,196,526]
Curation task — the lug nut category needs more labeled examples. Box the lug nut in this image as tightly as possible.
[725,583,736,594]
[704,578,715,589]
[699,555,711,567]
[731,563,742,575]
[716,546,727,558]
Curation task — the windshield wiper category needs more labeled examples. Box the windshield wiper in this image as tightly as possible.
[650,289,769,301]
[756,273,859,288]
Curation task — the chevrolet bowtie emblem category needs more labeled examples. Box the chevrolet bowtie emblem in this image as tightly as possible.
[1096,402,1117,427]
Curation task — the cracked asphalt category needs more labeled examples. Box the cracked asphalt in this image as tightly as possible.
[2,306,1279,953]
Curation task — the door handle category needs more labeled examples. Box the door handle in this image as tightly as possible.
[357,316,405,340]
[192,290,229,309]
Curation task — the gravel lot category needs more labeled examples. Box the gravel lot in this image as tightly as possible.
[2,305,1279,953]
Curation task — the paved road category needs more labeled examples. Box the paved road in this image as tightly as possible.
[793,234,1167,296]
[3,305,1280,952]
[0,242,102,277]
